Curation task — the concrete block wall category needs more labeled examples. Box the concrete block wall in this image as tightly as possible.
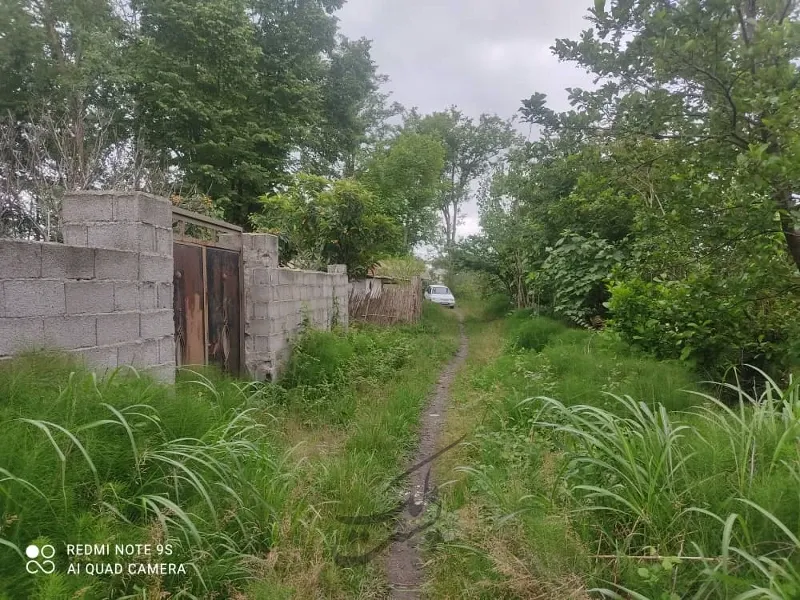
[0,191,176,382]
[242,233,349,381]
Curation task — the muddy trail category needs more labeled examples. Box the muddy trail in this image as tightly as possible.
[385,312,469,599]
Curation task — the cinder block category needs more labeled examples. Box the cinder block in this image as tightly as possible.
[279,269,294,285]
[138,225,156,253]
[62,194,114,223]
[269,318,285,335]
[97,312,140,345]
[74,345,118,371]
[63,224,88,247]
[42,244,94,280]
[3,280,64,317]
[66,281,115,314]
[140,309,173,339]
[0,241,41,278]
[43,315,96,349]
[254,335,270,352]
[248,319,270,336]
[140,254,172,283]
[155,228,173,256]
[0,318,45,356]
[0,283,4,316]
[95,248,139,281]
[88,223,140,252]
[156,282,173,309]
[158,336,176,364]
[252,284,271,303]
[252,269,270,286]
[253,302,268,318]
[139,282,157,310]
[137,194,172,227]
[268,334,286,354]
[118,339,160,367]
[112,194,139,222]
[114,282,140,311]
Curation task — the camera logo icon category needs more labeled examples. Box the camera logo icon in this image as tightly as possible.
[25,544,55,574]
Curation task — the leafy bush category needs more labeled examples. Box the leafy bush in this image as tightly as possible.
[508,315,568,352]
[483,293,512,320]
[608,274,800,381]
[282,329,354,387]
[531,232,625,327]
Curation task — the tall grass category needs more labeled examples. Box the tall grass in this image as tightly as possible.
[542,374,800,598]
[427,314,800,599]
[0,303,461,599]
[0,354,290,599]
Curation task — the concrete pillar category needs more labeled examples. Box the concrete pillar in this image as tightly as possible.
[62,191,176,383]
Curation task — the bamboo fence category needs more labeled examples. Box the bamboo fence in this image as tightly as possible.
[349,276,423,325]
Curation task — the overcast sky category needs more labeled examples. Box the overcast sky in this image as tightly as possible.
[335,0,597,242]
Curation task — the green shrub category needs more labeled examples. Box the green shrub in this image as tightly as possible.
[483,294,513,320]
[508,316,568,352]
[608,274,800,382]
[282,329,354,387]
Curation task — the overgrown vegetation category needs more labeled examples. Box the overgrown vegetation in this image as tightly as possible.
[454,0,800,382]
[427,308,800,600]
[0,304,459,599]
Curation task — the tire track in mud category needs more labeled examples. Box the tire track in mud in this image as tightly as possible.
[385,313,468,599]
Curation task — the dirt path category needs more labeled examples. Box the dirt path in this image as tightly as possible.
[385,312,468,599]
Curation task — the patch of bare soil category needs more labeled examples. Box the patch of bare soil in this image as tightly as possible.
[385,314,468,599]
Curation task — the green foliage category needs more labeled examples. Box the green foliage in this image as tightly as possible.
[507,316,568,352]
[282,329,355,388]
[407,107,516,245]
[461,0,800,381]
[359,130,446,250]
[608,273,800,380]
[0,354,288,598]
[534,232,624,327]
[371,256,427,278]
[0,305,461,599]
[250,173,401,276]
[482,294,513,320]
[429,311,800,599]
[1,0,385,231]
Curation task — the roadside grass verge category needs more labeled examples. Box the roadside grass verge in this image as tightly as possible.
[0,302,459,600]
[427,312,800,599]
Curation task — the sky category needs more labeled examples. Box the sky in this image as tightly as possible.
[335,0,597,241]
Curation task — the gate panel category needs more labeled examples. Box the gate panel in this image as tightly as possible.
[173,244,206,366]
[205,248,241,374]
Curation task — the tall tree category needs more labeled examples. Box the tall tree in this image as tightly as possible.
[0,0,130,238]
[303,37,385,177]
[522,0,800,273]
[359,130,445,250]
[408,107,514,246]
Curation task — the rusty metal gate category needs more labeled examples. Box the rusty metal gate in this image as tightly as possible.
[172,207,243,375]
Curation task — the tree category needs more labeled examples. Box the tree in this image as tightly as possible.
[250,173,401,276]
[359,130,445,250]
[523,0,800,273]
[302,37,386,178]
[0,0,131,239]
[408,107,515,246]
